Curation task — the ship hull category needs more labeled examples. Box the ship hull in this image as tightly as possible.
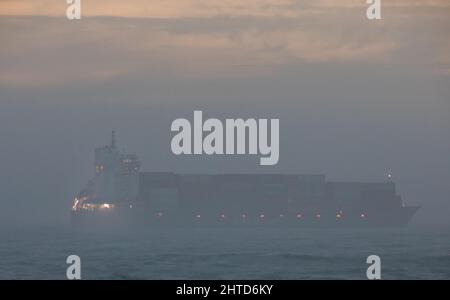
[71,205,419,229]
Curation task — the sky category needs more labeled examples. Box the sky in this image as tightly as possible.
[0,0,449,227]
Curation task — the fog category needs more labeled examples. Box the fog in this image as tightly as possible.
[0,64,449,228]
[0,7,449,229]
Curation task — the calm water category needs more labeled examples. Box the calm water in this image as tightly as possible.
[0,226,449,279]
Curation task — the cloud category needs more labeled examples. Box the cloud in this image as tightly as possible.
[0,16,399,86]
[0,0,449,87]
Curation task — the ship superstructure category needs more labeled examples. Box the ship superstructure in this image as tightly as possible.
[72,132,140,212]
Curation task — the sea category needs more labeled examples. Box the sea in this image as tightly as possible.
[0,226,449,279]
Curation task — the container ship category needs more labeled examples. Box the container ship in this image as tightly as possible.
[71,132,419,228]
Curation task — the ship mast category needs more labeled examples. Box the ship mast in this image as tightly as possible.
[111,130,116,149]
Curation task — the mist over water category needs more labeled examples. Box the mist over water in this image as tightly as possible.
[1,68,449,280]
[1,68,449,228]
[1,226,449,279]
